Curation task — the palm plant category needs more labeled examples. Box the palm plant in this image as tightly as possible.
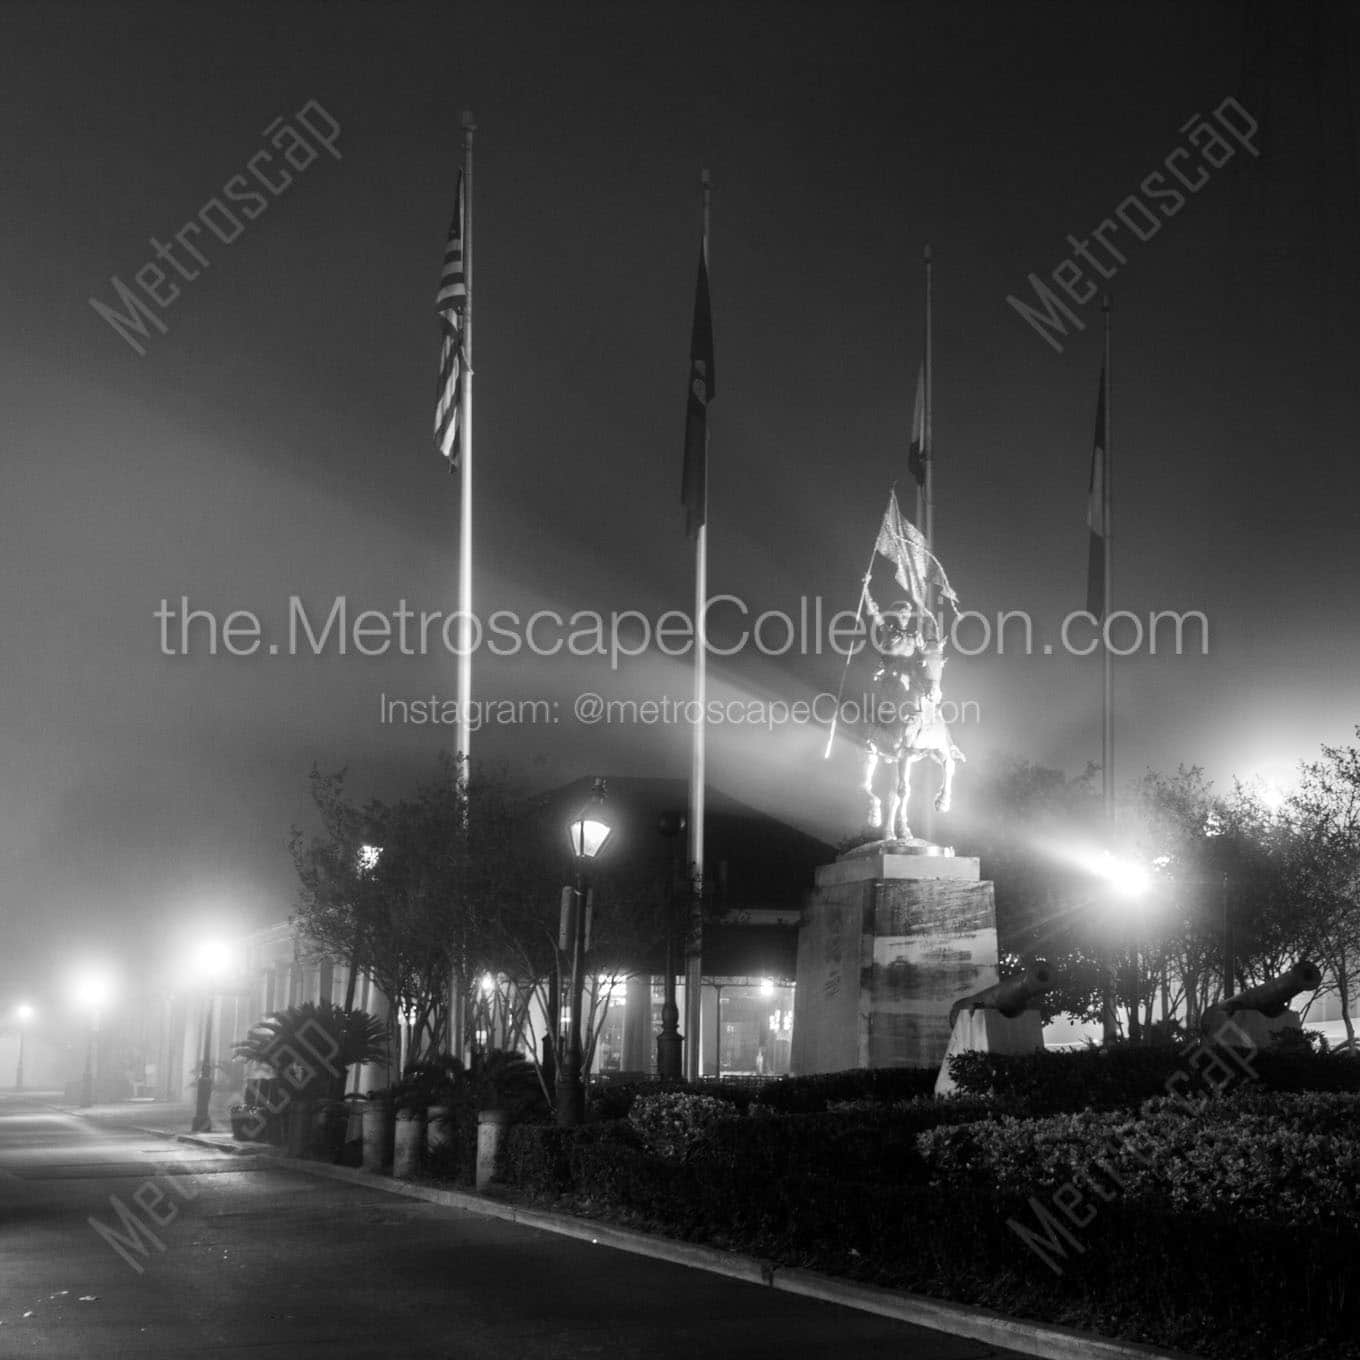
[233,1000,389,1102]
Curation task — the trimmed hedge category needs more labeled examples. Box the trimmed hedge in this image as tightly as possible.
[506,1096,1006,1199]
[946,1043,1360,1114]
[587,1067,940,1121]
[503,1114,1360,1359]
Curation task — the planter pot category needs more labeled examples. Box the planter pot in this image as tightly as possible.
[425,1105,454,1155]
[230,1109,266,1142]
[314,1102,348,1162]
[475,1108,510,1190]
[285,1099,315,1157]
[361,1099,394,1171]
[393,1112,425,1179]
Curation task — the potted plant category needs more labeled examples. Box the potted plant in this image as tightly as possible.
[232,1001,388,1159]
[393,1104,425,1178]
[468,1050,547,1190]
[361,1088,394,1171]
[228,1104,266,1141]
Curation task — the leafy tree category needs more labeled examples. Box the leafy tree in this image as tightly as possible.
[1285,729,1360,1051]
[232,1001,388,1101]
[290,756,667,1104]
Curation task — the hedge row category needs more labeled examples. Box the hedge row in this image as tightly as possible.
[946,1042,1360,1113]
[502,1113,1359,1359]
[587,1066,940,1121]
[919,1089,1360,1230]
[507,1095,1004,1194]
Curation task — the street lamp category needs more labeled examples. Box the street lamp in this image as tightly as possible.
[557,779,612,1126]
[190,939,233,1133]
[13,1004,34,1091]
[72,970,113,1108]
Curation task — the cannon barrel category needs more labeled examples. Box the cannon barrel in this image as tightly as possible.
[949,965,1054,1029]
[1220,960,1322,1018]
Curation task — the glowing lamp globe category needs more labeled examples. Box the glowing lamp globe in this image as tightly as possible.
[568,779,612,860]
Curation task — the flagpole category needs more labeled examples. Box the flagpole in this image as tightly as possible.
[923,243,934,554]
[1102,296,1112,825]
[455,111,476,786]
[684,169,711,1082]
[921,243,936,842]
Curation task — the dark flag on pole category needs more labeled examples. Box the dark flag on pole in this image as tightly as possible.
[681,239,715,537]
[907,363,926,487]
[1086,366,1107,617]
[434,171,467,468]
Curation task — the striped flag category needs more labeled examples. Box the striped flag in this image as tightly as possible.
[907,363,926,487]
[681,239,715,537]
[434,171,467,467]
[1086,366,1107,617]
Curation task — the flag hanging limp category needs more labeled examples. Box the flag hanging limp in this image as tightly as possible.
[681,239,715,537]
[874,490,959,614]
[435,171,467,467]
[907,363,926,488]
[1086,366,1107,618]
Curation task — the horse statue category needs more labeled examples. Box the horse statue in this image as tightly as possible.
[860,598,965,842]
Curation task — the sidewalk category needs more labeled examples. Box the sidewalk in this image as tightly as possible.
[46,1097,279,1157]
[70,1098,1194,1360]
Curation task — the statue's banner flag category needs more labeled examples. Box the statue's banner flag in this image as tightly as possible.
[1086,366,1107,618]
[681,238,715,538]
[874,491,959,612]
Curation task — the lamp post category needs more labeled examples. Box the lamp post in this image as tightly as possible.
[190,940,233,1133]
[14,1004,34,1091]
[72,971,113,1108]
[656,812,685,1080]
[557,779,612,1127]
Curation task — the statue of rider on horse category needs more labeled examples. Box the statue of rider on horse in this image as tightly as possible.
[860,586,964,843]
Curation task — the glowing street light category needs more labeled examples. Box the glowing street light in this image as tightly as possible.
[558,779,612,1126]
[190,939,235,1133]
[71,968,115,1108]
[13,1003,34,1091]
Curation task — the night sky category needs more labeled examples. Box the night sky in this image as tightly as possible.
[3,1,1357,1000]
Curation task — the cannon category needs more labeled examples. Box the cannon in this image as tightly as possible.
[949,965,1054,1029]
[1215,960,1321,1019]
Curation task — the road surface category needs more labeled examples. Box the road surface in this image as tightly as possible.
[0,1094,1026,1358]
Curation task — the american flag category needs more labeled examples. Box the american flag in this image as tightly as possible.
[434,171,467,466]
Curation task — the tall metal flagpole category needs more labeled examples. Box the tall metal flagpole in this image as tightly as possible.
[684,171,711,1083]
[449,112,475,1064]
[1099,295,1117,1044]
[456,112,476,784]
[923,244,934,554]
[1102,296,1112,825]
[921,243,937,842]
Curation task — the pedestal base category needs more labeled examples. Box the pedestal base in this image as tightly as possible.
[933,1009,1045,1097]
[791,851,998,1074]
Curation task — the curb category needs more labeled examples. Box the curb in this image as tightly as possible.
[283,1159,1195,1360]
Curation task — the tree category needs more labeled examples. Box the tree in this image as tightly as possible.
[290,757,668,1103]
[232,1000,388,1102]
[1285,729,1360,1051]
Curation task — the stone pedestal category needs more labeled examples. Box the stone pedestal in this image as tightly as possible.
[933,1008,1045,1097]
[790,846,998,1074]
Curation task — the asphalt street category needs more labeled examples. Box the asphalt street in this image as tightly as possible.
[0,1094,1030,1359]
